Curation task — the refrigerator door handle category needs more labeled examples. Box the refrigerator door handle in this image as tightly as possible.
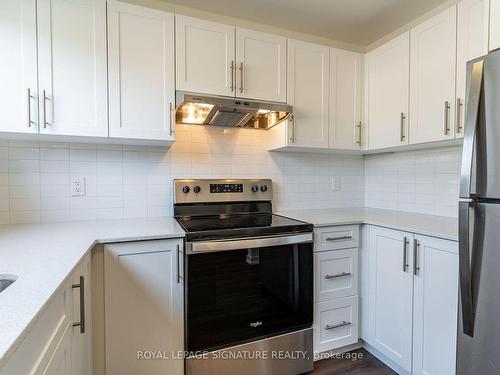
[458,59,484,337]
[459,200,475,337]
[460,60,483,198]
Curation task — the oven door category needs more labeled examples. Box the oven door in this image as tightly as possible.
[185,233,313,352]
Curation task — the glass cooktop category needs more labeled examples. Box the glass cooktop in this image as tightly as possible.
[176,213,313,241]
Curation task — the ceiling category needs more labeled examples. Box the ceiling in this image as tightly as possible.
[164,0,451,46]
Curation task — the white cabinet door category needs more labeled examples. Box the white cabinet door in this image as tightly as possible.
[329,48,362,149]
[0,0,38,134]
[176,15,235,97]
[490,0,500,51]
[287,39,329,148]
[37,0,107,137]
[108,1,175,141]
[456,0,489,138]
[367,32,410,149]
[41,323,73,375]
[409,6,457,144]
[104,239,184,375]
[235,28,286,102]
[412,235,458,375]
[71,255,92,375]
[368,226,413,372]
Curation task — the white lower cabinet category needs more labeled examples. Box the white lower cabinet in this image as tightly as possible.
[313,225,359,355]
[412,235,458,375]
[363,225,458,375]
[104,239,184,375]
[367,226,414,372]
[0,254,91,375]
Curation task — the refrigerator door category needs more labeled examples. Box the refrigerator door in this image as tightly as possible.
[457,202,500,374]
[474,49,500,198]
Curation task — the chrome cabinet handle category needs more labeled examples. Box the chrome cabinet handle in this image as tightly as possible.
[356,121,362,146]
[169,102,176,136]
[176,244,182,284]
[325,321,351,330]
[42,90,49,128]
[72,276,85,334]
[289,114,295,143]
[230,60,234,92]
[456,98,463,133]
[403,237,409,272]
[239,62,244,93]
[444,100,451,135]
[325,272,351,280]
[400,112,406,141]
[27,88,35,128]
[325,235,352,241]
[413,239,420,275]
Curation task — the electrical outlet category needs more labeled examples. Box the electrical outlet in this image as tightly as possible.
[331,177,341,192]
[71,175,86,196]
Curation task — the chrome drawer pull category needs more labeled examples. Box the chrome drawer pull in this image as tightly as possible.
[325,235,352,241]
[325,321,351,330]
[325,272,351,280]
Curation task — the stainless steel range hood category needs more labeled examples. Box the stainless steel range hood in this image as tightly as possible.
[175,91,292,130]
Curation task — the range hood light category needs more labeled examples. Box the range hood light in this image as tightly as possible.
[176,102,214,125]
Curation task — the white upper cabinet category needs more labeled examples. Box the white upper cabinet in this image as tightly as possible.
[235,28,286,102]
[176,15,235,97]
[456,0,489,138]
[0,0,38,134]
[412,235,458,375]
[368,226,414,373]
[329,49,363,149]
[287,39,330,148]
[108,1,175,141]
[37,0,108,137]
[490,0,500,50]
[367,32,410,149]
[409,7,457,144]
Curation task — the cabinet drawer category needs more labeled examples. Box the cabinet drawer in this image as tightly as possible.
[315,249,358,302]
[314,225,359,251]
[314,296,358,353]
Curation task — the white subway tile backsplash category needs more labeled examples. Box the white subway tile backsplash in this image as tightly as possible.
[0,124,461,224]
[364,146,461,217]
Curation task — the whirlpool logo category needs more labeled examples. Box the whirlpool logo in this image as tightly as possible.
[249,321,263,328]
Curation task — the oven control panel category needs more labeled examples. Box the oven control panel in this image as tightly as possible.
[174,179,272,204]
[210,183,243,193]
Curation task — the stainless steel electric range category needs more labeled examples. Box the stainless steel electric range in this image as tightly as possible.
[173,179,314,375]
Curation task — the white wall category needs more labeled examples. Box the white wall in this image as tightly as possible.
[0,125,364,224]
[364,146,461,217]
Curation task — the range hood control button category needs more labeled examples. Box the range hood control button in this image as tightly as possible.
[251,185,259,193]
[260,185,268,192]
[193,185,201,194]
[182,186,190,194]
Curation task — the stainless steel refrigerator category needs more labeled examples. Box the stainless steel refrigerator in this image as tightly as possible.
[457,48,500,374]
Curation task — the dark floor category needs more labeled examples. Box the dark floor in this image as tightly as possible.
[308,348,398,375]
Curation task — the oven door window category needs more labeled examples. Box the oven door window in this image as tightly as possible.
[186,242,313,352]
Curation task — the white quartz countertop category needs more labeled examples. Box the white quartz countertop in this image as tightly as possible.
[0,217,185,366]
[277,207,458,241]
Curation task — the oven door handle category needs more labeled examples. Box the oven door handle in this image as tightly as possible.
[186,233,313,253]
